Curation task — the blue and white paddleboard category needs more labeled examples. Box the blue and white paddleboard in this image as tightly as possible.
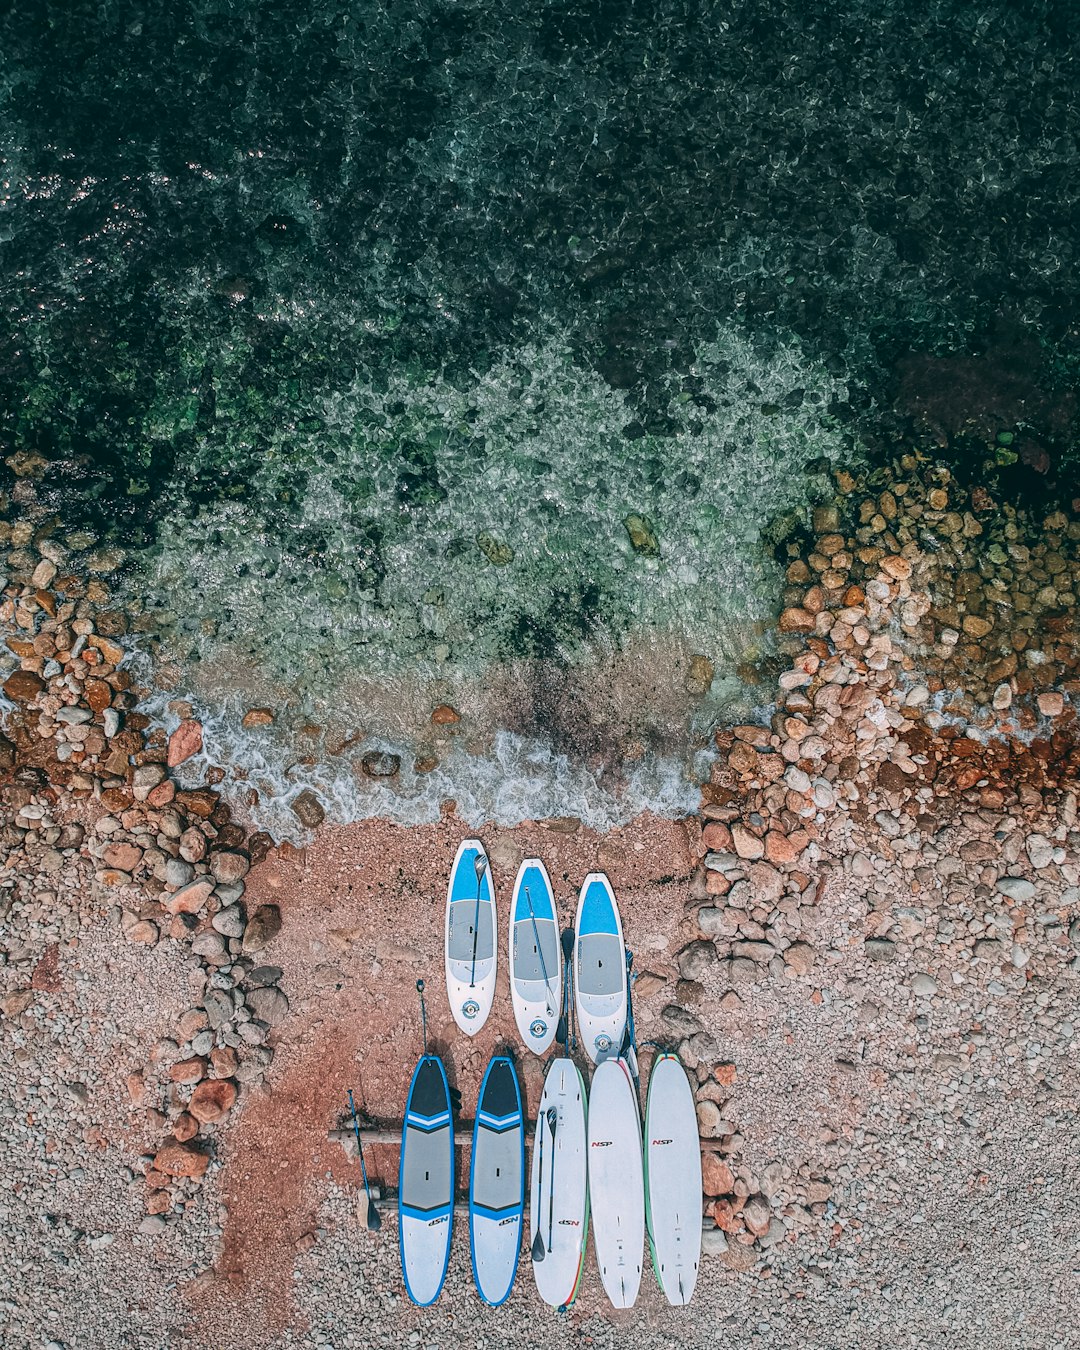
[588,1056,645,1310]
[574,873,627,1064]
[399,1055,454,1307]
[445,838,497,1035]
[645,1053,702,1306]
[469,1055,525,1307]
[509,859,561,1055]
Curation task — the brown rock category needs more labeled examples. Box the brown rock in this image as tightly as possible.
[747,860,784,905]
[962,614,993,638]
[876,761,909,794]
[152,1139,210,1179]
[3,669,45,703]
[290,789,325,828]
[173,1112,199,1143]
[126,1073,146,1106]
[145,1189,172,1215]
[702,1153,736,1197]
[178,827,208,863]
[170,1056,207,1085]
[778,607,815,633]
[713,1062,737,1086]
[210,1046,239,1077]
[31,944,63,992]
[88,634,125,664]
[880,555,912,580]
[177,1008,209,1040]
[741,1193,772,1237]
[209,850,250,884]
[360,750,401,778]
[731,823,764,860]
[84,679,113,713]
[168,719,203,767]
[127,919,159,945]
[188,1077,237,1124]
[784,941,817,976]
[711,1197,741,1231]
[431,704,461,725]
[727,741,759,776]
[241,708,275,728]
[243,904,282,952]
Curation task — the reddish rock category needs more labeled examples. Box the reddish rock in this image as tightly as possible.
[84,679,113,713]
[778,607,815,633]
[711,1197,741,1231]
[713,1062,737,1087]
[728,741,759,776]
[147,780,176,808]
[168,719,203,767]
[731,823,764,860]
[153,1138,210,1179]
[702,1154,736,1196]
[126,919,159,945]
[103,842,143,872]
[145,1189,172,1215]
[173,1111,199,1143]
[764,830,800,865]
[31,944,63,993]
[741,1193,772,1237]
[210,1046,239,1077]
[705,871,730,896]
[163,878,215,915]
[126,1073,146,1106]
[431,704,461,725]
[170,1057,207,1085]
[701,821,733,851]
[241,708,275,728]
[3,669,45,703]
[188,1077,237,1124]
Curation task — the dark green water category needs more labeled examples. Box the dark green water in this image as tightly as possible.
[2,2,1077,828]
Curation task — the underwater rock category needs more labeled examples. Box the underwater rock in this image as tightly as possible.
[623,512,659,557]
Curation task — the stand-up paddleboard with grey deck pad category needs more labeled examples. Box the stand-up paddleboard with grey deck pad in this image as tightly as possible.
[469,1055,525,1306]
[399,1055,454,1306]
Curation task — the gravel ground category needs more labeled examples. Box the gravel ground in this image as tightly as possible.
[3,795,1079,1350]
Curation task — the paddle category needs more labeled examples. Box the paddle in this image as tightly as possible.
[621,949,640,1092]
[347,1088,381,1232]
[531,1111,546,1262]
[555,927,574,1049]
[545,1105,558,1251]
[469,852,488,988]
[416,978,429,1055]
[523,885,555,1017]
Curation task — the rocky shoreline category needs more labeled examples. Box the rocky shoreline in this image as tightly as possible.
[1,452,1078,1347]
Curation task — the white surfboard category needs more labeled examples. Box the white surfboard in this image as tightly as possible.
[530,1057,589,1308]
[469,1055,525,1307]
[574,873,627,1064]
[509,859,561,1055]
[587,1056,644,1309]
[445,838,497,1035]
[399,1055,454,1306]
[645,1053,702,1306]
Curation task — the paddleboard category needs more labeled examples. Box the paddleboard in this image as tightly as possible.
[509,859,562,1054]
[587,1055,645,1309]
[445,838,497,1035]
[574,873,627,1064]
[399,1054,454,1307]
[469,1055,525,1306]
[530,1057,590,1309]
[645,1052,702,1305]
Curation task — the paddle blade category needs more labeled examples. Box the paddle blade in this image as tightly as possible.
[555,1013,567,1045]
[531,1229,546,1262]
[366,1197,382,1232]
[560,927,575,963]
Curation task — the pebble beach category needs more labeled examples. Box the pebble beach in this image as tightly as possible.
[2,450,1079,1348]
